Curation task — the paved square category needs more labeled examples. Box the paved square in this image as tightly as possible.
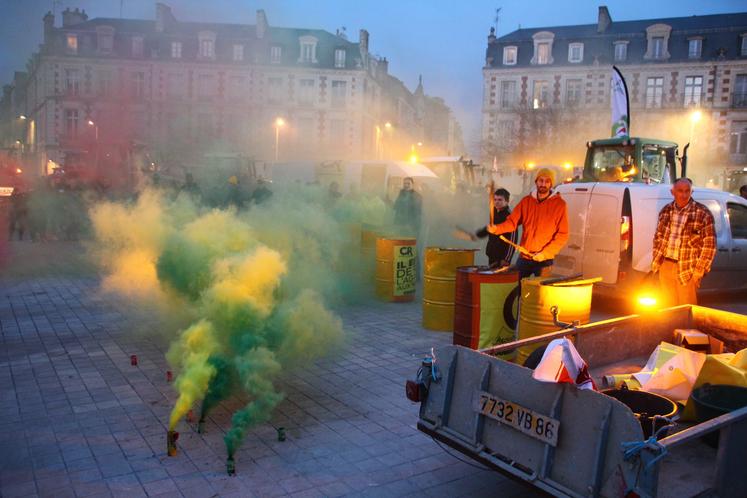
[0,277,540,497]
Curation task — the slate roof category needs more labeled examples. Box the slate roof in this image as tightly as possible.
[48,16,361,69]
[486,12,747,68]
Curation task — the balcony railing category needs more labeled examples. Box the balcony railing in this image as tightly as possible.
[732,92,747,108]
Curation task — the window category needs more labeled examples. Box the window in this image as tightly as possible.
[131,72,145,98]
[329,119,345,143]
[233,44,244,62]
[645,77,664,108]
[498,120,514,147]
[537,43,550,64]
[684,76,703,106]
[299,38,317,63]
[298,79,315,105]
[268,77,283,103]
[688,39,702,59]
[298,117,314,144]
[503,46,517,65]
[614,42,627,62]
[66,34,78,54]
[734,74,747,107]
[334,49,346,68]
[64,68,80,96]
[199,32,215,58]
[742,35,747,56]
[132,36,144,58]
[197,74,216,99]
[270,46,282,64]
[166,73,185,98]
[532,80,548,109]
[64,109,79,137]
[727,203,747,239]
[226,76,245,99]
[331,80,347,108]
[729,121,747,156]
[97,70,112,97]
[500,81,516,108]
[652,37,665,59]
[97,27,114,54]
[568,43,584,63]
[566,79,582,106]
[171,42,182,59]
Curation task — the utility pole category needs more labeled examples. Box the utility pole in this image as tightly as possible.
[494,7,501,34]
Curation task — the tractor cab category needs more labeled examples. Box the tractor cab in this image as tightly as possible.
[581,137,680,185]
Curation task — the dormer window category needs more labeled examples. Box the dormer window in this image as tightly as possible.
[644,24,672,61]
[198,31,216,59]
[66,34,78,54]
[688,38,703,59]
[503,46,517,65]
[568,43,584,63]
[298,36,318,63]
[531,31,555,65]
[132,36,144,58]
[233,44,244,62]
[270,45,282,64]
[741,34,747,56]
[614,41,628,62]
[171,42,182,59]
[96,26,114,54]
[334,48,346,68]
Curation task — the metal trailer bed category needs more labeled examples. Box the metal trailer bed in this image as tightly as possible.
[414,305,747,498]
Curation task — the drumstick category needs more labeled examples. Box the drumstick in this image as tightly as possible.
[499,235,532,256]
[488,180,495,226]
[452,226,475,241]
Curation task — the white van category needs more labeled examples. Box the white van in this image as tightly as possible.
[553,182,747,295]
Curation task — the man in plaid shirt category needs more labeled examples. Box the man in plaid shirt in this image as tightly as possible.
[651,178,716,306]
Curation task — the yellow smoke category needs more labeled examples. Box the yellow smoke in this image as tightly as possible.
[277,289,343,362]
[167,319,221,429]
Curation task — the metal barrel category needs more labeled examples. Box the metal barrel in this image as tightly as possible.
[516,277,593,365]
[375,237,417,302]
[453,266,520,359]
[422,248,477,331]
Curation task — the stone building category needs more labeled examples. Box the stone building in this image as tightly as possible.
[481,6,747,186]
[0,3,462,184]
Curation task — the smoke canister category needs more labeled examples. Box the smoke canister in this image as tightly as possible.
[166,370,173,382]
[186,409,194,423]
[277,427,286,441]
[167,430,179,457]
[226,456,236,476]
[197,418,206,434]
[130,355,138,366]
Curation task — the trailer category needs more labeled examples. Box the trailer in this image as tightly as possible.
[410,305,747,497]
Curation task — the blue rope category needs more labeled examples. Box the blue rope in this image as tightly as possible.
[621,423,671,472]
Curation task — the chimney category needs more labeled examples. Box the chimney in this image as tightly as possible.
[43,11,54,43]
[156,3,176,32]
[488,27,497,44]
[379,57,388,75]
[597,6,612,33]
[62,7,87,27]
[256,10,268,39]
[359,29,369,55]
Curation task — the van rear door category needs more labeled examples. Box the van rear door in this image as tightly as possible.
[582,183,624,283]
[553,184,593,278]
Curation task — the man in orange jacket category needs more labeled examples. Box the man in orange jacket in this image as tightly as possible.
[488,168,569,279]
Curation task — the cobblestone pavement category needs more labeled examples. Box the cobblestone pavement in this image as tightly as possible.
[0,277,541,498]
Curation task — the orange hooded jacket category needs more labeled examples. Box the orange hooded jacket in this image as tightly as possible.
[487,190,569,260]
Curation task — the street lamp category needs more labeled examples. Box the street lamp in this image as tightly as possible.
[88,119,99,173]
[689,110,702,146]
[18,115,27,120]
[274,117,285,162]
[87,119,99,140]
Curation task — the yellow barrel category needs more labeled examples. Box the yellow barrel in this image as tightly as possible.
[376,237,417,302]
[422,248,477,331]
[516,277,595,365]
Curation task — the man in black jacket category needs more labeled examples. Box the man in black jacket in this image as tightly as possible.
[474,188,517,267]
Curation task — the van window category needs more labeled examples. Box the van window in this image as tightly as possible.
[727,203,747,239]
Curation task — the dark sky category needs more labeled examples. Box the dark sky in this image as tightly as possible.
[2,0,745,149]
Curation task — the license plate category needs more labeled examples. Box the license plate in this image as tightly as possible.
[474,391,560,447]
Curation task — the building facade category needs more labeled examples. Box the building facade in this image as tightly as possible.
[0,4,463,184]
[481,6,747,186]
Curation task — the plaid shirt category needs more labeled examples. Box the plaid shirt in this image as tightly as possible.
[651,199,717,285]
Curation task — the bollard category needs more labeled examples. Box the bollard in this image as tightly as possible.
[166,370,173,382]
[277,427,286,442]
[226,456,236,476]
[167,430,179,457]
[130,355,138,366]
